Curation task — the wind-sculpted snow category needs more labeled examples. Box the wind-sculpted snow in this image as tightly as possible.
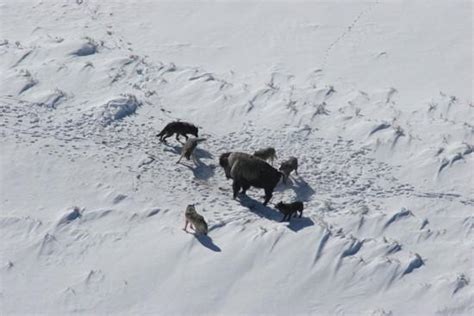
[0,0,472,315]
[94,95,142,126]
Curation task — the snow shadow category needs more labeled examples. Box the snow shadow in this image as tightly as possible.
[290,177,316,202]
[181,160,216,181]
[194,147,213,160]
[162,143,181,155]
[238,194,282,222]
[195,234,221,252]
[286,217,315,232]
[162,143,213,160]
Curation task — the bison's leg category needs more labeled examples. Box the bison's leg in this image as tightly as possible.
[225,167,231,179]
[263,188,273,206]
[241,182,251,195]
[232,181,241,199]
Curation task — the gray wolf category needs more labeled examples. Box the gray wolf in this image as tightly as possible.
[177,137,206,164]
[279,157,298,184]
[253,147,277,165]
[184,204,208,235]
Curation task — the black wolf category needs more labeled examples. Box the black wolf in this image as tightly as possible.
[275,201,304,221]
[157,121,198,142]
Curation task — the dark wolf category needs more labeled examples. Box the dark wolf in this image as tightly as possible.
[157,121,198,143]
[275,201,304,221]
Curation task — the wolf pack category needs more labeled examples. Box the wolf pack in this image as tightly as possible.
[157,121,304,236]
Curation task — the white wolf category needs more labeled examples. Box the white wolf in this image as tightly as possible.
[176,137,207,164]
[183,204,208,235]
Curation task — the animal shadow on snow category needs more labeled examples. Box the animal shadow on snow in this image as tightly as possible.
[166,143,215,180]
[163,143,213,160]
[179,154,215,181]
[276,176,316,202]
[194,234,221,252]
[238,194,282,222]
[286,217,315,232]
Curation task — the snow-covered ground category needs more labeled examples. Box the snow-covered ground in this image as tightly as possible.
[1,0,473,315]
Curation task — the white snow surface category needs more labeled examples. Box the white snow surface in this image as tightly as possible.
[0,0,473,315]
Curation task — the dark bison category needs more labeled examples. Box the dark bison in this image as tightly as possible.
[157,121,198,142]
[220,152,282,206]
[219,152,252,179]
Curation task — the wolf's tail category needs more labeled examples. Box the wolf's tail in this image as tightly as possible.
[156,127,167,137]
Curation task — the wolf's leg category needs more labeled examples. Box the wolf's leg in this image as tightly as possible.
[183,220,189,231]
[295,167,298,175]
[299,210,303,218]
[191,152,198,164]
[163,132,172,142]
[177,153,184,163]
[190,223,195,231]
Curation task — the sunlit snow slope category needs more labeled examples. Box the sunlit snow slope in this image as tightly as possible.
[0,1,473,315]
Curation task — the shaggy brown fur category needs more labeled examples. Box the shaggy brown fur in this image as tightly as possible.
[219,152,252,179]
[229,155,282,206]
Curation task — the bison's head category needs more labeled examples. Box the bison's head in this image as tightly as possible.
[219,152,232,179]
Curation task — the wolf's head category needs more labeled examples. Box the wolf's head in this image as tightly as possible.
[185,204,196,215]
